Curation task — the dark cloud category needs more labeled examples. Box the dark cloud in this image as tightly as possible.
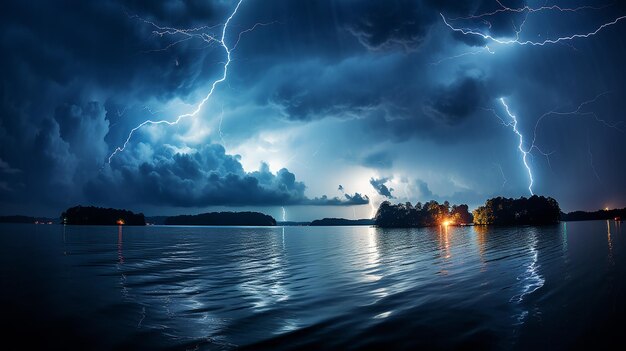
[435,0,528,44]
[84,144,367,208]
[307,193,370,206]
[344,0,432,51]
[343,192,369,205]
[416,179,433,198]
[370,177,395,199]
[1,0,626,216]
[343,0,488,51]
[426,74,490,124]
[0,159,21,175]
[362,151,393,169]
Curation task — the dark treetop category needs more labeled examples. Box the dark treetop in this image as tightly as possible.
[562,207,626,221]
[375,201,473,228]
[164,212,276,226]
[61,206,146,226]
[473,195,561,226]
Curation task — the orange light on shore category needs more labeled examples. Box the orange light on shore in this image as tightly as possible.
[442,220,452,227]
[116,219,125,225]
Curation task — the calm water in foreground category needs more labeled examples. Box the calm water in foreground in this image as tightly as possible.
[0,221,624,350]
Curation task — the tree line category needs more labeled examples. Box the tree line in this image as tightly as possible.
[472,195,560,225]
[374,200,473,228]
[61,206,146,225]
[375,195,561,228]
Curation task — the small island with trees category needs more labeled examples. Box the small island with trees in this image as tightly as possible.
[61,206,146,226]
[472,195,561,226]
[374,195,561,228]
[2,195,610,228]
[375,201,473,228]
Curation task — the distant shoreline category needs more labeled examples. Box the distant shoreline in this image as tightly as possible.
[0,218,621,227]
[2,200,624,227]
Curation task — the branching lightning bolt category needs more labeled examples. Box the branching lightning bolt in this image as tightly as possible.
[108,0,245,163]
[450,2,609,21]
[499,98,535,195]
[430,45,494,65]
[488,92,622,195]
[531,92,623,149]
[440,2,625,47]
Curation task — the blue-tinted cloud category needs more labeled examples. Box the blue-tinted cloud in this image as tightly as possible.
[1,0,626,216]
[370,177,395,199]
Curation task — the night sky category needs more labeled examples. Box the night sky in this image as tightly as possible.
[1,0,626,220]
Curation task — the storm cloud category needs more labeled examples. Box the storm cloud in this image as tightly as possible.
[370,177,395,199]
[1,0,626,217]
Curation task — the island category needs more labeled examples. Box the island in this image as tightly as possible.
[164,211,276,226]
[374,201,473,228]
[0,215,37,224]
[472,195,561,225]
[310,218,375,226]
[562,207,626,222]
[61,206,146,226]
[0,215,56,224]
[373,196,561,228]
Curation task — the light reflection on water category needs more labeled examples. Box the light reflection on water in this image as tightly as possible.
[0,221,624,350]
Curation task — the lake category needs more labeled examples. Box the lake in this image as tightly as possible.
[0,221,623,350]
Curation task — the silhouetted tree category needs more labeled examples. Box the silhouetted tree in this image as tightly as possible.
[61,206,146,226]
[374,200,473,228]
[451,204,473,224]
[561,207,626,221]
[473,195,560,226]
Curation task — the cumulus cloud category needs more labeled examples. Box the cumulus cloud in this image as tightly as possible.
[307,193,370,206]
[370,177,395,199]
[2,0,626,215]
[85,144,368,207]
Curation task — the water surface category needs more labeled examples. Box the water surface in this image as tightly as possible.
[0,221,623,350]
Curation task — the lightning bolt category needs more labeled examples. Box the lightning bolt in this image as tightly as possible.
[369,195,377,219]
[231,21,280,52]
[108,0,245,163]
[449,2,609,21]
[440,4,626,47]
[218,104,227,149]
[281,206,287,222]
[493,163,507,189]
[531,92,623,148]
[499,98,534,195]
[488,92,623,195]
[587,133,601,182]
[429,45,494,65]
